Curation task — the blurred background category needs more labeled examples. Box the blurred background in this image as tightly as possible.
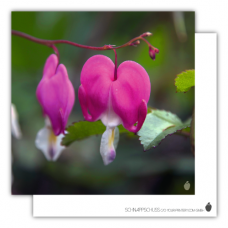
[11,12,195,195]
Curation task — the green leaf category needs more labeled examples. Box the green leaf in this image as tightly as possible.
[62,120,129,146]
[175,70,195,93]
[137,110,191,151]
[152,109,183,125]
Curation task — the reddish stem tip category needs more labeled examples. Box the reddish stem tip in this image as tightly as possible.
[141,32,152,37]
[113,49,118,80]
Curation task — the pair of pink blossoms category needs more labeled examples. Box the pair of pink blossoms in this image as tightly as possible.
[35,54,150,165]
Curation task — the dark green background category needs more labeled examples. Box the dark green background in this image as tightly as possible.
[11,12,195,194]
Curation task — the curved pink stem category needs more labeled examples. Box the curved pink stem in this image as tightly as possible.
[12,30,159,60]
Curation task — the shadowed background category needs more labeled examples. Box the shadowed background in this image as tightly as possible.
[11,11,195,194]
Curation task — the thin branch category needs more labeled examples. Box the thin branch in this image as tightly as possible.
[12,30,159,59]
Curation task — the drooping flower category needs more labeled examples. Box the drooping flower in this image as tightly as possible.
[78,55,150,165]
[36,54,75,136]
[35,54,75,160]
[11,103,22,139]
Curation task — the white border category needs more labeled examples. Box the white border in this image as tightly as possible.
[33,33,217,217]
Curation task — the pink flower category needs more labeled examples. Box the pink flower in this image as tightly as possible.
[36,54,75,136]
[35,54,75,161]
[78,55,150,165]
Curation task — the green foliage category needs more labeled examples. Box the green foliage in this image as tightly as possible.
[137,110,191,151]
[175,70,195,93]
[63,109,191,150]
[62,120,129,146]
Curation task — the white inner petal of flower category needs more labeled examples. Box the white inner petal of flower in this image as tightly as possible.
[100,89,122,128]
[100,126,119,165]
[35,117,65,161]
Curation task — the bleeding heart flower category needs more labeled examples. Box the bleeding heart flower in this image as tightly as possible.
[11,103,22,139]
[36,54,75,135]
[35,117,66,161]
[36,54,75,160]
[78,55,150,165]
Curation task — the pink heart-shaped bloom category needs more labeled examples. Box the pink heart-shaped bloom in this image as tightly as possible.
[78,55,150,165]
[79,54,150,132]
[36,54,75,135]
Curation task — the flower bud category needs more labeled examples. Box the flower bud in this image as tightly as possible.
[154,48,159,53]
[141,32,152,37]
[149,46,156,60]
[130,40,140,47]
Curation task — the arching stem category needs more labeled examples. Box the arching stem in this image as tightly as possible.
[12,30,159,60]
